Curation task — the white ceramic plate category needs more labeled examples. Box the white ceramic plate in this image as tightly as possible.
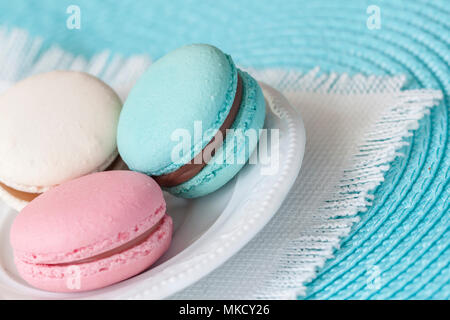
[0,84,305,299]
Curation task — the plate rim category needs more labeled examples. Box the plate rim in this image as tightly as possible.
[119,83,306,299]
[0,83,305,300]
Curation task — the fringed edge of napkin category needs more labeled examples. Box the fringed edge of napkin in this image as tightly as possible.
[248,68,443,299]
[0,28,151,99]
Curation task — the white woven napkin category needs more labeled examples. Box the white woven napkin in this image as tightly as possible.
[174,69,442,299]
[0,28,443,299]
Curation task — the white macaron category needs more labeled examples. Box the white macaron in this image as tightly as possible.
[0,71,123,211]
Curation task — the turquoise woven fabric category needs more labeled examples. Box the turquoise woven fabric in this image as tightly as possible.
[0,0,448,299]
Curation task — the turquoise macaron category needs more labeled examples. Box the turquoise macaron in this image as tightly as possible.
[118,44,266,198]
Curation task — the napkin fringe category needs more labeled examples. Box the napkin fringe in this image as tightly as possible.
[253,70,442,299]
[0,27,151,100]
[247,67,407,94]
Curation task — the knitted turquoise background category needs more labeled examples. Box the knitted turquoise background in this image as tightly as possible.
[0,0,448,299]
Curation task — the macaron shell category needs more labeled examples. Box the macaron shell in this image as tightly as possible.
[167,70,266,198]
[0,71,122,191]
[118,44,238,176]
[10,171,165,264]
[0,182,39,212]
[15,215,172,293]
[0,154,127,213]
[0,149,119,196]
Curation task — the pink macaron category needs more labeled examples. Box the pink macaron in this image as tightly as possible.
[10,170,172,292]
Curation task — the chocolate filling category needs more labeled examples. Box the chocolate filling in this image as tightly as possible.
[43,217,165,266]
[0,182,40,202]
[154,74,243,187]
[0,155,127,205]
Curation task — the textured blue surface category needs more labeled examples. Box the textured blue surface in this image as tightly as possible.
[0,0,448,299]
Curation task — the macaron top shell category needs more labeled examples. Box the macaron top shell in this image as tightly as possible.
[10,171,165,264]
[0,71,122,192]
[118,44,238,176]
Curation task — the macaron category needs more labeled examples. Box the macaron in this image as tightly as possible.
[0,71,123,211]
[10,170,172,292]
[118,44,266,198]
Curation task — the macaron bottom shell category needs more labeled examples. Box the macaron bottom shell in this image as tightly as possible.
[0,182,40,211]
[14,215,172,293]
[0,154,128,212]
[166,70,266,198]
